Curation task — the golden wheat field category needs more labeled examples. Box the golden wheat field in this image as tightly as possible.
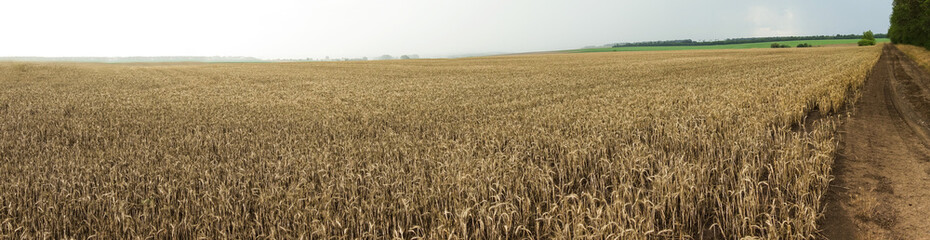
[0,46,880,239]
[899,44,930,71]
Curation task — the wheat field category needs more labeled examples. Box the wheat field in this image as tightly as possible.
[899,44,930,71]
[0,46,880,239]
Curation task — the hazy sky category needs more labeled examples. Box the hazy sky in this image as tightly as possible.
[0,0,892,59]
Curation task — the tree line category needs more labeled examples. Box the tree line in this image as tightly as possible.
[611,34,888,48]
[889,0,930,49]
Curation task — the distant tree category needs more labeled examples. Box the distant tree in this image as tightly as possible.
[770,43,790,48]
[858,30,876,46]
[797,43,812,48]
[400,55,410,60]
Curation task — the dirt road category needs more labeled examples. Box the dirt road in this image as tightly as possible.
[821,44,930,239]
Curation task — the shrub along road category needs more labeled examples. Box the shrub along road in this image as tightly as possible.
[822,44,930,239]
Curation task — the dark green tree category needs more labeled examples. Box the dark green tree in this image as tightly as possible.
[858,30,876,46]
[889,0,930,49]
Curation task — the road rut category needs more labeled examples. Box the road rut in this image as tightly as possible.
[821,44,930,239]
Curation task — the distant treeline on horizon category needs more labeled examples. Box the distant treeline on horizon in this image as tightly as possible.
[603,33,889,48]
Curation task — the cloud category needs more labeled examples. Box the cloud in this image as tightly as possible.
[747,6,799,37]
[0,0,892,58]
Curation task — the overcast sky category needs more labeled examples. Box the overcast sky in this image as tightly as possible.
[0,0,892,59]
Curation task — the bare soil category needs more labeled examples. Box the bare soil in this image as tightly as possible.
[821,44,930,239]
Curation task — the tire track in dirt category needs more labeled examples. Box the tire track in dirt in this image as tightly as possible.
[821,44,930,239]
